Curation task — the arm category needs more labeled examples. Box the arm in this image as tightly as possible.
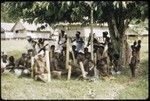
[87,35,91,46]
[58,35,61,44]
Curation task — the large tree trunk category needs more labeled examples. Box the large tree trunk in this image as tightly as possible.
[107,14,126,69]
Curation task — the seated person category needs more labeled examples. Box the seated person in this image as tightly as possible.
[97,57,109,78]
[14,53,30,77]
[34,54,48,82]
[6,56,15,72]
[1,54,9,73]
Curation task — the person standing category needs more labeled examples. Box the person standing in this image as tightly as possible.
[72,31,84,52]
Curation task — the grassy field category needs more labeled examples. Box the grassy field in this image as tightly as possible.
[1,37,149,100]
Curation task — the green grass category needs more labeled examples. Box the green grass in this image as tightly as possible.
[1,38,149,100]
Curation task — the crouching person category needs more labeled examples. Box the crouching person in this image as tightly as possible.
[34,54,48,82]
[14,53,30,77]
[97,58,109,79]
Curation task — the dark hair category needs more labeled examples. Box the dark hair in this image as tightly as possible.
[98,45,104,50]
[76,31,81,35]
[9,56,15,62]
[72,45,76,50]
[61,30,65,33]
[51,45,55,48]
[138,40,141,44]
[22,53,27,58]
[133,41,137,45]
[38,38,43,43]
[84,47,88,51]
[103,31,108,37]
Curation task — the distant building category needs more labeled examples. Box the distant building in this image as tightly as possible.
[56,23,148,38]
[1,23,15,39]
[11,21,53,39]
[126,25,148,37]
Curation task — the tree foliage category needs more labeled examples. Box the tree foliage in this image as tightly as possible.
[1,1,148,66]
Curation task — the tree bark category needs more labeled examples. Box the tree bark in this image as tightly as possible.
[107,14,127,69]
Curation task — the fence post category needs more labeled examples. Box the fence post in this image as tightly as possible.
[79,61,86,78]
[31,57,34,78]
[67,64,72,80]
[65,37,69,69]
[46,50,51,82]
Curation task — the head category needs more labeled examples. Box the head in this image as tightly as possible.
[138,40,141,45]
[37,54,43,61]
[98,45,104,54]
[133,41,137,46]
[2,55,8,63]
[84,47,89,53]
[51,45,55,52]
[97,59,105,66]
[77,52,84,61]
[61,30,65,36]
[88,60,94,67]
[72,45,76,51]
[28,49,34,57]
[22,53,28,61]
[9,56,15,63]
[38,38,43,44]
[85,53,91,60]
[103,31,108,38]
[76,31,81,38]
[27,36,32,42]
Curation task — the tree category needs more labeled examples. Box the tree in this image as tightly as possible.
[4,1,148,67]
[1,2,20,22]
[93,1,148,67]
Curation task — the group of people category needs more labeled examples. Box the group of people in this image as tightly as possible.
[1,30,141,82]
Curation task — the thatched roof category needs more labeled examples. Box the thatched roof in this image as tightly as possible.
[126,25,148,36]
[1,23,15,31]
[1,27,5,33]
[11,21,54,32]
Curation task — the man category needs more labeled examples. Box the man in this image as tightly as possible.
[6,56,15,72]
[34,54,48,82]
[102,31,111,45]
[26,36,37,55]
[35,38,45,54]
[102,31,111,52]
[14,53,31,77]
[87,33,99,48]
[83,51,94,77]
[72,31,84,52]
[96,45,110,78]
[58,30,67,52]
[50,52,65,79]
[68,52,86,78]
